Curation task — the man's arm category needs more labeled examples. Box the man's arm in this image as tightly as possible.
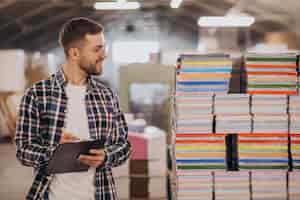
[15,90,56,169]
[104,92,131,168]
[77,91,131,169]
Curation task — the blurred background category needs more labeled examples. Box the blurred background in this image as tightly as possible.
[0,0,299,199]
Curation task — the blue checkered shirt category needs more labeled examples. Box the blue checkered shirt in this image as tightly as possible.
[15,68,131,200]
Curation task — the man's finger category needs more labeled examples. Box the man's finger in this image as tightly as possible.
[89,149,105,155]
[81,160,101,168]
[78,155,105,168]
[79,154,105,162]
[59,130,80,144]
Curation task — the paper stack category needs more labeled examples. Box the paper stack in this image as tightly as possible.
[175,94,214,134]
[176,134,226,171]
[289,96,300,133]
[176,171,213,200]
[176,53,232,95]
[289,171,300,200]
[214,94,250,114]
[238,134,289,170]
[214,94,251,134]
[251,95,288,114]
[214,171,250,200]
[215,114,252,134]
[251,95,288,133]
[176,114,214,134]
[176,95,213,115]
[252,114,288,134]
[290,134,300,170]
[251,171,287,200]
[245,52,298,95]
[176,134,226,200]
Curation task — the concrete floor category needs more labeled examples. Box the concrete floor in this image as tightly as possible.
[0,142,33,200]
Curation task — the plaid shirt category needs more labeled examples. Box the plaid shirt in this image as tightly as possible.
[15,68,131,200]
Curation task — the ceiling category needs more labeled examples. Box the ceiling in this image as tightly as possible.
[0,0,299,51]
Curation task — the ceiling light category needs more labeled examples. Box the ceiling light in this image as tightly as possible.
[198,16,255,27]
[170,0,183,9]
[94,2,141,10]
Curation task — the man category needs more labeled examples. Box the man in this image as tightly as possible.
[15,17,131,200]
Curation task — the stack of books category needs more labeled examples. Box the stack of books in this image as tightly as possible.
[289,96,300,133]
[290,134,300,170]
[176,134,227,171]
[251,95,288,114]
[289,171,300,200]
[214,171,250,200]
[176,134,226,200]
[251,171,287,200]
[252,114,288,133]
[238,134,289,170]
[215,115,252,134]
[214,94,250,114]
[245,52,298,95]
[176,95,213,134]
[176,171,213,200]
[176,54,232,95]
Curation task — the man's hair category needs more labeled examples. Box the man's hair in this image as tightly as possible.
[59,17,104,56]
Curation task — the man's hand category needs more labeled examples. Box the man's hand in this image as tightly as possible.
[78,149,106,168]
[59,129,80,144]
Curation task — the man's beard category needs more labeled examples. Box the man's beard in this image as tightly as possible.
[79,62,102,76]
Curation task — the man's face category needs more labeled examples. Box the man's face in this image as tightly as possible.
[78,32,107,76]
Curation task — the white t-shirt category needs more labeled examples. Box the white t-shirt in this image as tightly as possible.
[49,83,95,200]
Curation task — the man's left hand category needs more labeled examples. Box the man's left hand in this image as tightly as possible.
[78,149,106,168]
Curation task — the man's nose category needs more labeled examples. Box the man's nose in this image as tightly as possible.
[99,52,107,60]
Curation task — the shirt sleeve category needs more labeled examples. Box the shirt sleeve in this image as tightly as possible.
[15,90,56,169]
[104,92,131,168]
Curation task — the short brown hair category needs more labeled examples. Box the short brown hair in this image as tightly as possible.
[59,17,104,56]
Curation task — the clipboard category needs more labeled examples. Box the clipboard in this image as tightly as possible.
[46,140,105,174]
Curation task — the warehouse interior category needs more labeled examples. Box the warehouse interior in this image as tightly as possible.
[0,0,300,199]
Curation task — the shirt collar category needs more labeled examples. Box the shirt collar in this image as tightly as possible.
[55,66,97,92]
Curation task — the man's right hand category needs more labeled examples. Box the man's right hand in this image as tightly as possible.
[59,129,80,144]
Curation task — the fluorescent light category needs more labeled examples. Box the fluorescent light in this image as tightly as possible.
[198,16,255,27]
[94,2,141,10]
[170,0,183,8]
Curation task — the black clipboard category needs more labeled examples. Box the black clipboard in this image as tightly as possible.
[46,140,105,174]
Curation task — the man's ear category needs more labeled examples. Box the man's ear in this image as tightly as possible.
[68,47,80,60]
